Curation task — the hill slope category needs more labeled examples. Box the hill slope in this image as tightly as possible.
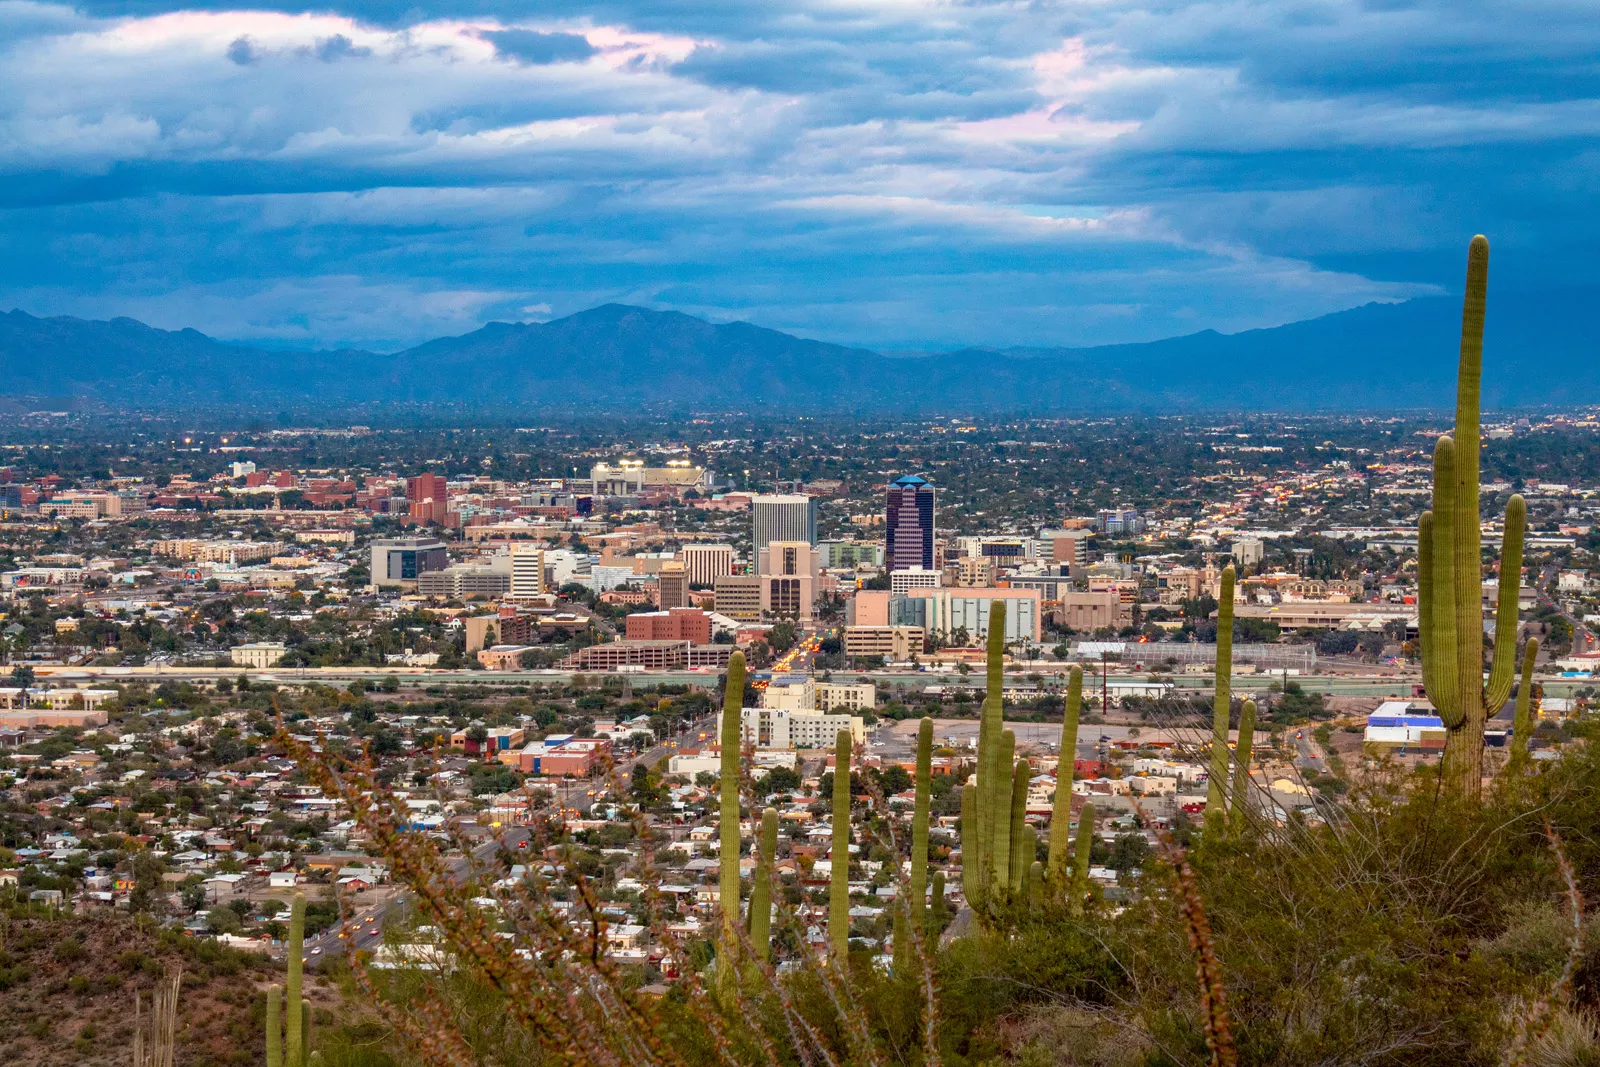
[4,291,1596,411]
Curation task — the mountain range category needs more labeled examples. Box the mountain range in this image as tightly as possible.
[3,290,1596,412]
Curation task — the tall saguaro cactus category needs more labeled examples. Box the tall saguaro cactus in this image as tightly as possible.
[265,895,307,1067]
[1419,235,1527,798]
[1509,638,1540,770]
[973,601,1007,911]
[910,717,933,931]
[718,653,747,965]
[830,728,852,960]
[1229,700,1256,833]
[1047,665,1083,878]
[930,870,947,931]
[1206,565,1237,823]
[749,807,778,962]
[266,985,282,1067]
[286,895,304,1067]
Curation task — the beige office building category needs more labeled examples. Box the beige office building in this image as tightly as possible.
[713,575,764,620]
[843,626,925,661]
[657,562,690,609]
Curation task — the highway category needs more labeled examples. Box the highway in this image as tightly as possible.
[34,661,1594,698]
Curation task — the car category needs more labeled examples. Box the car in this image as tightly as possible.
[517,840,528,850]
[311,947,323,955]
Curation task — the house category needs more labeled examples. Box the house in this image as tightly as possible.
[268,871,298,889]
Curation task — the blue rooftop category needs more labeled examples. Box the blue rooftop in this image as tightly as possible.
[892,475,928,487]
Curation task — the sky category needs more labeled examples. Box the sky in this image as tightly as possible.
[0,0,1596,352]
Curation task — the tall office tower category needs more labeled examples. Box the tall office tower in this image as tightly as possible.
[509,543,546,599]
[407,472,446,504]
[406,472,449,525]
[657,562,690,609]
[751,494,818,552]
[682,543,735,587]
[885,475,935,571]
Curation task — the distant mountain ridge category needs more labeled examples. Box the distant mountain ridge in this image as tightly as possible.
[4,292,1597,412]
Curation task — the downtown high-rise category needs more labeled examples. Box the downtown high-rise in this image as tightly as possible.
[751,494,818,551]
[885,475,935,571]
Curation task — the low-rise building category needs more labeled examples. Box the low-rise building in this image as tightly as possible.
[842,625,925,661]
[231,642,287,668]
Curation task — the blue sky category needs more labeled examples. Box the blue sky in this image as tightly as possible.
[0,0,1595,351]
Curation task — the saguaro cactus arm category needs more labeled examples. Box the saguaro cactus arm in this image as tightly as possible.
[750,807,777,961]
[991,729,1015,894]
[976,600,1007,905]
[1484,495,1527,712]
[830,728,852,959]
[931,870,947,931]
[910,717,932,928]
[1428,437,1463,729]
[1008,759,1032,890]
[1070,803,1096,917]
[1206,565,1237,817]
[960,782,978,912]
[1047,665,1082,876]
[718,653,747,954]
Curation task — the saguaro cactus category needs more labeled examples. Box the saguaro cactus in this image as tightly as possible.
[286,895,304,1067]
[1509,638,1540,769]
[266,984,282,1067]
[1419,235,1527,798]
[1070,803,1096,918]
[1206,565,1237,823]
[1047,665,1083,878]
[265,896,306,1067]
[990,729,1016,897]
[830,727,852,959]
[973,601,1007,910]
[1008,759,1032,891]
[910,717,933,930]
[718,653,747,963]
[1229,700,1256,832]
[1027,861,1044,913]
[749,807,777,962]
[930,870,947,931]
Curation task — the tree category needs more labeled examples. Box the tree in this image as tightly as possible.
[768,621,798,653]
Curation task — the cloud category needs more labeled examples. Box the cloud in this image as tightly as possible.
[0,0,1593,350]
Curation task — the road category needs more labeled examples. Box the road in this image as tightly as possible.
[302,889,407,969]
[1293,732,1327,776]
[38,660,1595,698]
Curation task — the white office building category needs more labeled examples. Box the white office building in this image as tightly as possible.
[718,707,866,750]
[752,495,818,551]
[510,544,546,599]
[682,543,736,587]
